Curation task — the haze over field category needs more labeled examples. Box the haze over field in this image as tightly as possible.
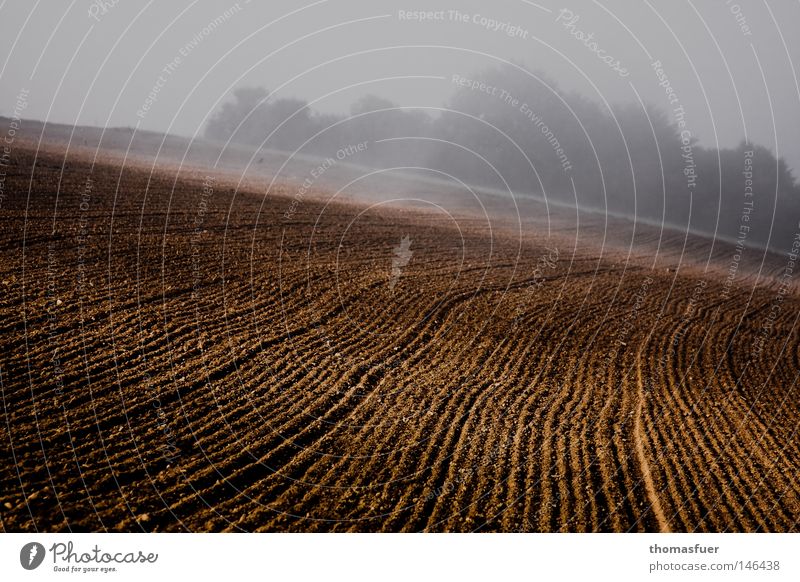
[4,1,800,249]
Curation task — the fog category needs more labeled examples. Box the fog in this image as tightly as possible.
[2,0,800,246]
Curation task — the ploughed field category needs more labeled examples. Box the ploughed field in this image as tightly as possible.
[0,141,798,532]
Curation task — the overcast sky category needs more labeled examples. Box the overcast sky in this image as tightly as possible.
[2,0,799,171]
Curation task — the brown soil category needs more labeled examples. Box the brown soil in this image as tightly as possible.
[0,137,798,532]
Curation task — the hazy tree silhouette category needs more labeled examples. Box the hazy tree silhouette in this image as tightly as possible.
[206,66,799,248]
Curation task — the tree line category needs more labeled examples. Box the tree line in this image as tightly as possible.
[205,65,800,249]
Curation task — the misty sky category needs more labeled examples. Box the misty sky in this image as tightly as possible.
[2,0,799,171]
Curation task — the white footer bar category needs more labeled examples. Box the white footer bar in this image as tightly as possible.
[1,533,797,581]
